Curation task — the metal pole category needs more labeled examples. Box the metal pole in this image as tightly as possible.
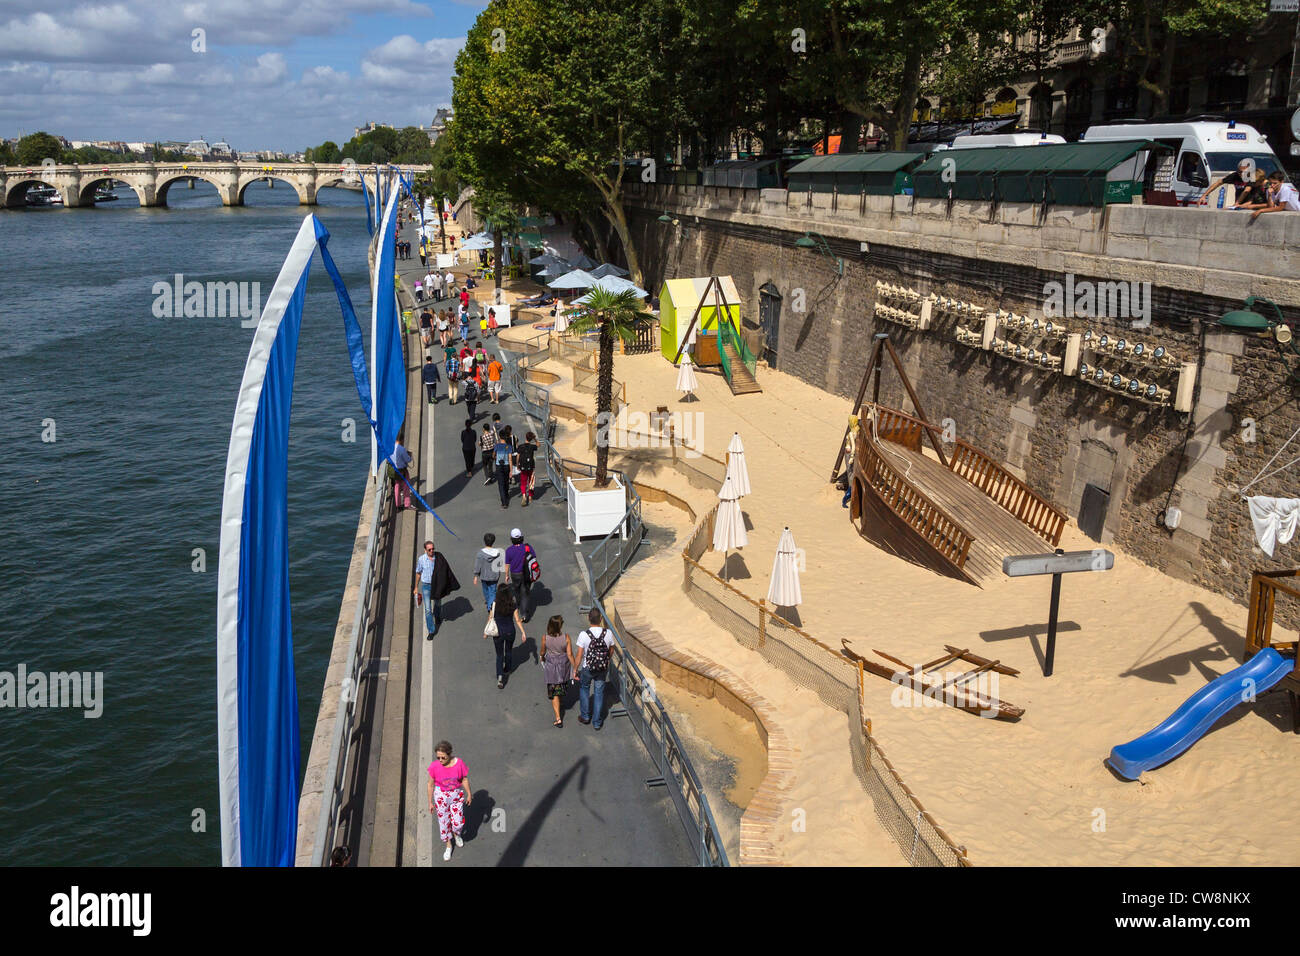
[1044,547,1064,677]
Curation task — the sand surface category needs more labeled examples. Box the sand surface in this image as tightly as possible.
[490,260,1300,866]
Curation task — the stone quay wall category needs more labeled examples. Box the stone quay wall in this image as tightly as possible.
[620,182,1300,625]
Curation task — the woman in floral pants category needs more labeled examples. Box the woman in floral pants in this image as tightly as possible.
[427,740,472,861]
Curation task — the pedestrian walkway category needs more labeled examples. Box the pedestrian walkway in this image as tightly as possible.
[397,224,691,865]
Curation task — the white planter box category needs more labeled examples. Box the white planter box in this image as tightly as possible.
[567,475,627,543]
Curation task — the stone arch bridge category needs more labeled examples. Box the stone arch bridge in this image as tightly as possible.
[0,162,430,208]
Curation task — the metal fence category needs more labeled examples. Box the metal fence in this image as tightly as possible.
[595,596,729,866]
[497,330,728,866]
[311,477,391,867]
[681,502,972,867]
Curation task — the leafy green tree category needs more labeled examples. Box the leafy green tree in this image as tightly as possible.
[312,140,342,163]
[0,140,14,165]
[17,132,65,165]
[1078,0,1268,115]
[565,287,652,487]
[452,0,672,286]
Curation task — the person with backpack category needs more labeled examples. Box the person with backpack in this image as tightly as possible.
[463,376,480,423]
[515,430,538,506]
[483,583,525,689]
[445,346,461,405]
[574,608,615,729]
[390,437,413,511]
[494,426,514,508]
[460,419,478,477]
[504,528,539,622]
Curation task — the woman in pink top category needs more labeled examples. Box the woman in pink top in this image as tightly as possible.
[428,740,472,861]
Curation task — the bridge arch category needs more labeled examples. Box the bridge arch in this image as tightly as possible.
[155,171,231,207]
[76,175,147,207]
[2,176,74,209]
[236,172,311,205]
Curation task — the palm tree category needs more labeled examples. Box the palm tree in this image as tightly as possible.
[565,287,652,488]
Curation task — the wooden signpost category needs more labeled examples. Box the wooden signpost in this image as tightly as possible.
[1003,547,1113,677]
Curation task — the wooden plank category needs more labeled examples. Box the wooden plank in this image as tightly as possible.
[942,645,1021,676]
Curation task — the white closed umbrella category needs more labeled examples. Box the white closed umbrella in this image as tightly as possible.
[675,355,698,397]
[767,527,803,608]
[726,432,751,496]
[553,310,569,333]
[712,468,748,579]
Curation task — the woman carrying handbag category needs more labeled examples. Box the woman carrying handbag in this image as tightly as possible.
[483,585,525,689]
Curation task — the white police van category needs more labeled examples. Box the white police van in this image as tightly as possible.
[1081,118,1283,203]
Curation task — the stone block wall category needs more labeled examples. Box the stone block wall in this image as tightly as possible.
[623,187,1300,629]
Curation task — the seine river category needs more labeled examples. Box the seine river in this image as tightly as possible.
[0,180,373,864]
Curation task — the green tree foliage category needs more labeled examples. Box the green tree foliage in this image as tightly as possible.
[16,132,65,165]
[307,140,341,163]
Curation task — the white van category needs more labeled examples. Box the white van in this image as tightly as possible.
[942,132,1067,150]
[1081,119,1283,203]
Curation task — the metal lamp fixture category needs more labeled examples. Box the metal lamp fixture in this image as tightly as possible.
[794,231,844,276]
[657,211,673,223]
[1219,296,1289,342]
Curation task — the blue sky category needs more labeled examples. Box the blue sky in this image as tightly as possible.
[0,0,487,151]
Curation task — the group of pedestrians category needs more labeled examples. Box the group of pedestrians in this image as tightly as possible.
[395,238,413,260]
[458,412,538,509]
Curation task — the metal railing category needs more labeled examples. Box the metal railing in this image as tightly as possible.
[497,329,727,865]
[311,477,391,866]
[595,596,729,866]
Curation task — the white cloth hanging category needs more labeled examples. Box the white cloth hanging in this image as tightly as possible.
[1247,496,1300,557]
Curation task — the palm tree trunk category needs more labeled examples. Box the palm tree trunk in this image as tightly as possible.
[595,318,615,488]
[493,226,503,294]
[438,194,447,253]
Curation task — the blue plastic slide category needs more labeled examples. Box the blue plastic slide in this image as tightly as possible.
[1107,648,1294,780]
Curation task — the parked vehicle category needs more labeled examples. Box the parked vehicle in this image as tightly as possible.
[939,131,1067,151]
[1081,118,1283,203]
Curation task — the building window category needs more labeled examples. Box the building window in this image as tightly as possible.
[1029,84,1053,131]
[1168,79,1190,117]
[1065,77,1093,138]
[1206,58,1248,111]
[1270,53,1292,109]
[1103,73,1138,120]
[991,87,1020,119]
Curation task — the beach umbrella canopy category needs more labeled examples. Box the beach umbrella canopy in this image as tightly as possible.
[767,527,803,607]
[712,496,747,557]
[572,275,649,303]
[726,432,752,496]
[459,233,494,251]
[547,269,598,289]
[530,253,567,266]
[675,356,699,395]
[590,263,630,278]
[569,252,598,270]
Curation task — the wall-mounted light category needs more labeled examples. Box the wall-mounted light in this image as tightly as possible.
[1219,296,1286,339]
[657,211,673,224]
[794,231,844,276]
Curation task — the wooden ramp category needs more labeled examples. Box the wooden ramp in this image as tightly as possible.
[722,339,762,394]
[877,442,1051,584]
[849,403,1067,586]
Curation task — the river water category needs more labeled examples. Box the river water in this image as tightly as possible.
[0,181,374,864]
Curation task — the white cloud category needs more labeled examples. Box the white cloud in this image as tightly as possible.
[245,51,287,84]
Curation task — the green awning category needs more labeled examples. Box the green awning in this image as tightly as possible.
[787,151,923,195]
[786,152,920,175]
[911,139,1171,206]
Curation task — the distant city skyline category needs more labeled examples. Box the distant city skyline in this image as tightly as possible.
[0,0,482,152]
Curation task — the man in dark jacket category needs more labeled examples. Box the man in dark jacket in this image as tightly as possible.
[460,419,478,477]
[414,540,460,638]
[422,353,441,404]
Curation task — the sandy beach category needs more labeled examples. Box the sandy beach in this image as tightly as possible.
[490,295,1300,866]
